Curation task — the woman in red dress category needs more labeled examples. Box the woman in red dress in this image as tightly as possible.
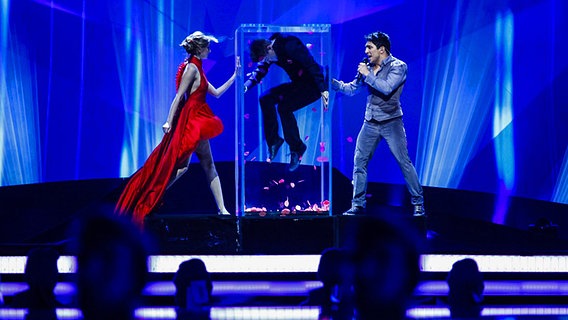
[116,31,239,226]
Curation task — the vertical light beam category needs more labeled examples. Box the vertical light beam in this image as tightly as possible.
[0,0,9,183]
[116,0,176,177]
[0,0,8,49]
[0,19,42,186]
[417,1,495,189]
[492,10,515,224]
[553,150,568,204]
[75,0,87,179]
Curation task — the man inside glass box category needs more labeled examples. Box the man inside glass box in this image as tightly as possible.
[244,32,329,172]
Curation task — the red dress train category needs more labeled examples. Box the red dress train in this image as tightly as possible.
[115,56,223,226]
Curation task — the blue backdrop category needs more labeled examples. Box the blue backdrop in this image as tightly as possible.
[2,0,567,213]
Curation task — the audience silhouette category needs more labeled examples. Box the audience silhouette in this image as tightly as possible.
[346,215,421,320]
[173,258,213,320]
[10,247,62,320]
[447,258,484,319]
[70,211,150,320]
[302,247,354,319]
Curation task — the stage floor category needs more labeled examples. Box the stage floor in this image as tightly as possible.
[1,162,568,256]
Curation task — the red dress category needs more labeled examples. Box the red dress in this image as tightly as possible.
[115,56,223,226]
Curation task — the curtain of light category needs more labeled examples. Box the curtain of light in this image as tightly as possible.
[416,0,495,188]
[1,0,42,186]
[114,0,179,177]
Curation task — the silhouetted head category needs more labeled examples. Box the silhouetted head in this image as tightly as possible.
[447,258,484,318]
[347,215,421,320]
[12,247,61,314]
[72,211,149,320]
[317,247,349,287]
[24,247,60,292]
[173,258,213,308]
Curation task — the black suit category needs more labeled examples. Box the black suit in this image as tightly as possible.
[244,33,326,153]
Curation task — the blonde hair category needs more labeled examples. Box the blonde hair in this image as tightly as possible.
[179,31,219,55]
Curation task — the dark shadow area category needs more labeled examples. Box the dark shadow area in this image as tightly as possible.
[1,162,567,256]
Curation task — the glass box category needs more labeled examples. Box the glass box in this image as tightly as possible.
[234,24,333,217]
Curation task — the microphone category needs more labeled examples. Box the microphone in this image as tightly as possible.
[356,57,370,83]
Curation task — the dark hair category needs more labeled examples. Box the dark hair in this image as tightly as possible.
[249,39,271,62]
[25,247,60,290]
[317,247,346,286]
[365,31,391,53]
[447,258,484,318]
[173,258,213,308]
[447,258,484,298]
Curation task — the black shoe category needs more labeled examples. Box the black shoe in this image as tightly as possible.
[288,144,307,172]
[343,206,365,216]
[268,138,284,161]
[413,204,426,217]
[289,152,301,171]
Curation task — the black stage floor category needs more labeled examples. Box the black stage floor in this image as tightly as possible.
[1,162,568,256]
